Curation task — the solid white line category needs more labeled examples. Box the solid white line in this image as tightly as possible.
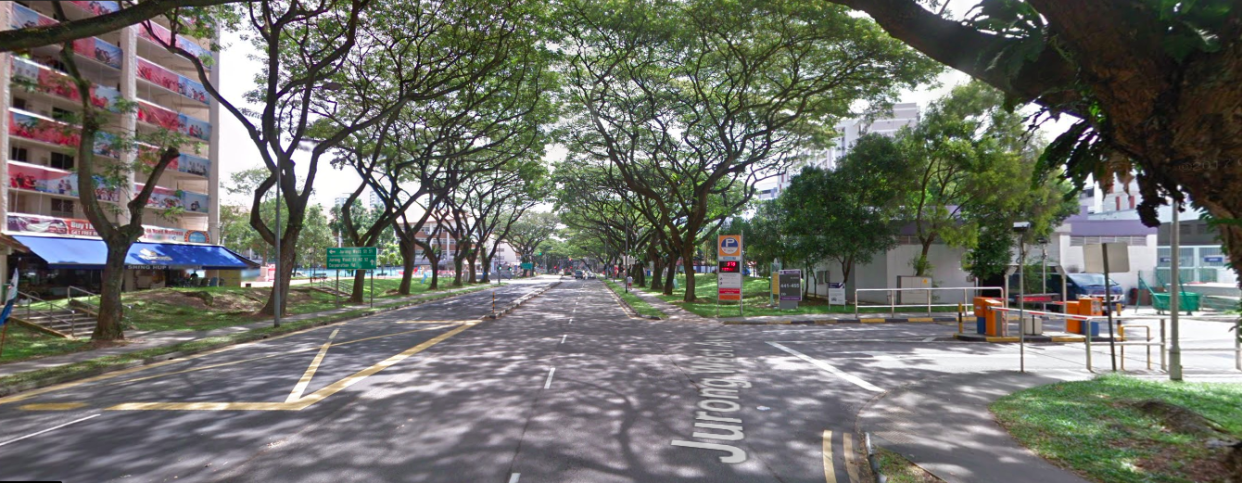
[509,473,521,483]
[560,334,567,344]
[922,336,936,342]
[543,368,556,389]
[0,414,101,447]
[766,342,884,393]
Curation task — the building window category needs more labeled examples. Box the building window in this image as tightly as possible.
[12,98,28,110]
[8,193,28,214]
[1115,196,1121,211]
[52,107,73,121]
[51,199,75,218]
[10,146,29,162]
[1128,195,1136,209]
[1070,235,1149,247]
[50,152,74,170]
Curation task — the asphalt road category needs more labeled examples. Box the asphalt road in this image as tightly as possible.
[0,278,1235,482]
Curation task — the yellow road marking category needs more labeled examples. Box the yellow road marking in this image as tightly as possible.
[859,318,885,324]
[107,325,449,386]
[908,318,935,323]
[823,430,836,483]
[286,329,339,403]
[18,402,88,411]
[105,321,478,412]
[842,432,861,483]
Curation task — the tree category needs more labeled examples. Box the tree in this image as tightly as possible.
[820,0,1242,286]
[779,133,911,292]
[558,0,940,302]
[37,2,200,340]
[899,82,1034,276]
[0,0,244,52]
[506,212,558,277]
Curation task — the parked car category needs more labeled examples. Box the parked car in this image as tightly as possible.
[574,270,584,279]
[587,271,596,280]
[1050,272,1125,305]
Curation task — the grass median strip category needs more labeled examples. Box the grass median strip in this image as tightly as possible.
[603,279,665,319]
[991,374,1242,483]
[0,284,492,396]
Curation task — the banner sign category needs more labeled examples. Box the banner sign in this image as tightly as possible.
[138,58,180,91]
[8,161,123,202]
[778,269,802,301]
[6,213,209,243]
[327,247,377,270]
[10,111,120,158]
[11,58,123,112]
[136,183,210,214]
[73,1,120,16]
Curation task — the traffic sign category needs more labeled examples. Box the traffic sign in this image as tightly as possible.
[717,235,742,261]
[520,262,533,270]
[326,247,377,270]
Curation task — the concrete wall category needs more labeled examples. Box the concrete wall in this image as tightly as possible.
[1057,234,1158,292]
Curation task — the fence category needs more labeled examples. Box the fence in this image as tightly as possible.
[853,286,1006,317]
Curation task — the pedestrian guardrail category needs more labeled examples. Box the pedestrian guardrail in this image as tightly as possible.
[853,286,1005,317]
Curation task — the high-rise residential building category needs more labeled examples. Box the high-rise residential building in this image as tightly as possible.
[0,1,252,295]
[756,102,920,200]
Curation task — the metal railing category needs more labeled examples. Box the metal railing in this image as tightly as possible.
[67,286,98,313]
[987,306,1240,373]
[17,291,82,338]
[853,286,1005,317]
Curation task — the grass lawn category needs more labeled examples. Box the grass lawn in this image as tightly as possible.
[603,279,665,318]
[0,280,490,364]
[991,374,1242,483]
[631,273,958,318]
[874,447,944,483]
[0,325,92,363]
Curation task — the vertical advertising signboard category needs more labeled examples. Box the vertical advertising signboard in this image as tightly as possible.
[778,269,802,310]
[717,235,743,302]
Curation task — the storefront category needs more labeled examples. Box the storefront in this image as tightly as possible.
[4,234,256,298]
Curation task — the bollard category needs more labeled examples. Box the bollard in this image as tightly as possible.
[492,290,496,318]
[957,303,963,334]
[1160,318,1167,372]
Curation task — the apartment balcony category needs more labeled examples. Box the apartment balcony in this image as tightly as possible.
[134,183,210,216]
[8,108,121,160]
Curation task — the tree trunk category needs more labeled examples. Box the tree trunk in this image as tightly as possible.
[480,254,492,283]
[915,238,934,277]
[398,238,416,295]
[467,252,478,284]
[681,245,697,302]
[349,269,366,304]
[258,232,301,317]
[452,255,465,287]
[633,261,645,287]
[663,254,677,296]
[651,257,664,291]
[91,243,130,341]
[427,255,440,290]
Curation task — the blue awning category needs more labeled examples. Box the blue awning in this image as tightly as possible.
[12,235,256,270]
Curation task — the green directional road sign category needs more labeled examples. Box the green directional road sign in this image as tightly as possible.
[326,247,378,270]
[520,262,533,270]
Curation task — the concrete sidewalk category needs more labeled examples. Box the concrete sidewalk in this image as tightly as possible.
[0,284,497,380]
[620,284,958,324]
[858,370,1094,483]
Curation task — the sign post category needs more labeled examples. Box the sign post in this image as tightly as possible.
[326,247,378,305]
[717,235,744,316]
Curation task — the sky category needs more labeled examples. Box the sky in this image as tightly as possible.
[213,1,1073,210]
